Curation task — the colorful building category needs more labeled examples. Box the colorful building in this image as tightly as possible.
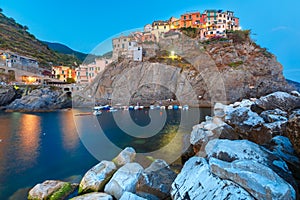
[151,20,170,41]
[76,58,112,84]
[180,11,202,28]
[52,66,76,83]
[169,17,181,29]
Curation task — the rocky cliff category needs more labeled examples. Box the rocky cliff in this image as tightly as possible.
[74,32,292,107]
[5,86,72,112]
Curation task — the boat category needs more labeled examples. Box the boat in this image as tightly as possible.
[173,105,179,110]
[93,110,102,116]
[168,105,173,110]
[160,106,166,110]
[179,106,183,109]
[93,106,103,110]
[129,106,134,110]
[183,105,189,110]
[150,105,155,110]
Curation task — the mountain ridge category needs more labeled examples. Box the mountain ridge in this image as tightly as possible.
[0,10,81,68]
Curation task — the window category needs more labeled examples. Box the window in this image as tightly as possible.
[219,14,222,17]
[164,26,166,29]
[129,42,131,46]
[122,44,125,49]
[189,15,192,19]
[124,39,127,42]
[223,20,226,23]
[196,15,199,18]
[218,19,221,22]
[210,31,213,34]
[184,16,186,20]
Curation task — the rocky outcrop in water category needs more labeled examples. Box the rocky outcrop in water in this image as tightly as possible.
[6,86,72,112]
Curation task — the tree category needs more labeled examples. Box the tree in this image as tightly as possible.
[66,77,76,84]
[23,25,29,31]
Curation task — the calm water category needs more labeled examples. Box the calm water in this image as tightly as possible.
[0,108,211,199]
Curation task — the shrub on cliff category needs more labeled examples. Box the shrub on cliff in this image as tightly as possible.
[227,29,251,43]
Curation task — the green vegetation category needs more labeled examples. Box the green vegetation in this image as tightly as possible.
[0,11,81,69]
[180,27,198,38]
[228,61,244,68]
[66,77,76,84]
[49,183,73,200]
[226,30,251,44]
[148,50,194,70]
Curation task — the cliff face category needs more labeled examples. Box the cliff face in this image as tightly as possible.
[74,33,291,107]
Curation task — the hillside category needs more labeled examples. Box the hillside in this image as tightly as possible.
[42,41,88,61]
[0,10,81,68]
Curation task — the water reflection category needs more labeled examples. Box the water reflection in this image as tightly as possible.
[17,114,41,171]
[61,111,79,151]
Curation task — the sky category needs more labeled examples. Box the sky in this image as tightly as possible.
[1,0,299,82]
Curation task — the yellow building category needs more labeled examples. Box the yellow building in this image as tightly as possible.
[52,66,76,83]
[151,20,170,42]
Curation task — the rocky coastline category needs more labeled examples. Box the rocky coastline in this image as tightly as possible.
[27,91,300,200]
[0,85,72,112]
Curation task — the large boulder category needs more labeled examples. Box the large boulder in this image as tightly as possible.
[190,116,238,154]
[286,109,300,156]
[205,139,298,196]
[225,106,271,144]
[78,161,117,194]
[28,180,77,200]
[251,91,300,113]
[119,192,146,200]
[170,157,254,200]
[210,158,296,200]
[0,86,16,106]
[104,163,143,199]
[136,160,177,199]
[71,192,113,200]
[112,147,136,167]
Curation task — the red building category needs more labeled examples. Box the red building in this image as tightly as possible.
[180,12,202,28]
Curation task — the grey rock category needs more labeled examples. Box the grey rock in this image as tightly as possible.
[113,147,136,167]
[286,109,300,156]
[252,91,300,113]
[170,157,254,200]
[119,192,146,200]
[104,163,143,199]
[205,139,298,194]
[6,87,71,112]
[71,192,113,200]
[136,160,176,199]
[0,86,16,106]
[28,180,76,200]
[209,157,296,200]
[78,161,117,194]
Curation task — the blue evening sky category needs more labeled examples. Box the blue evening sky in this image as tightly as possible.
[1,0,299,82]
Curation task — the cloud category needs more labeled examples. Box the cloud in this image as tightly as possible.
[271,26,288,32]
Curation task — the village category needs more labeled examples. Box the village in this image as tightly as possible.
[0,9,240,87]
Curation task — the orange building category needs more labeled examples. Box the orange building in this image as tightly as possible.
[52,66,76,83]
[180,12,202,28]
